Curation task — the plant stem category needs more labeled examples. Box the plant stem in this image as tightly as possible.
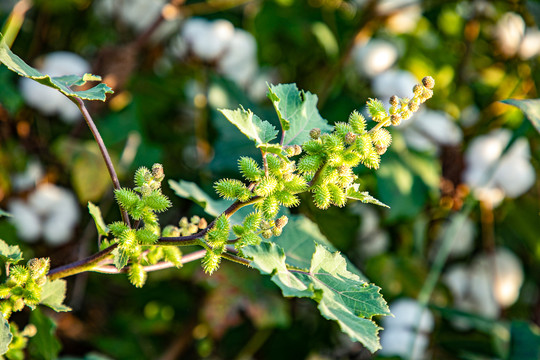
[47,243,118,281]
[74,98,131,227]
[92,250,207,274]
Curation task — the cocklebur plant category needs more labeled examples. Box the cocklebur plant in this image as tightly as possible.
[0,32,435,354]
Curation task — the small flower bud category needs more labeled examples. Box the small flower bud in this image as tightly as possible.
[338,165,350,176]
[188,224,199,235]
[285,146,296,157]
[390,114,401,126]
[420,89,433,102]
[294,145,302,156]
[179,217,189,228]
[401,110,413,121]
[413,84,423,96]
[151,163,165,182]
[422,76,435,89]
[22,324,37,337]
[309,128,321,139]
[272,227,283,237]
[190,215,200,224]
[344,132,356,145]
[198,218,208,229]
[262,229,273,239]
[12,298,25,312]
[408,101,419,112]
[389,95,399,107]
[375,145,388,155]
[274,215,289,229]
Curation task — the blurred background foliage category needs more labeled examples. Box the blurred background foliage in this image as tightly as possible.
[0,0,539,359]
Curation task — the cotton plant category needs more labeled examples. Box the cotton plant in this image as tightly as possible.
[94,0,180,40]
[463,129,536,207]
[10,160,44,192]
[493,12,540,60]
[169,18,263,90]
[19,52,90,123]
[379,298,434,359]
[7,184,80,246]
[443,247,525,327]
[351,39,399,78]
[430,215,476,259]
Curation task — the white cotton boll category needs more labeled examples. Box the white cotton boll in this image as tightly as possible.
[248,70,278,102]
[376,0,420,14]
[436,216,475,258]
[19,52,90,123]
[11,160,44,191]
[413,110,462,146]
[384,298,434,332]
[28,183,66,216]
[169,34,189,59]
[352,39,398,77]
[402,127,437,152]
[372,70,418,100]
[43,213,73,246]
[379,328,429,359]
[356,205,379,235]
[489,248,524,308]
[518,28,540,59]
[444,264,470,301]
[385,5,422,34]
[191,19,234,61]
[219,29,258,86]
[493,138,535,198]
[7,200,42,243]
[182,18,210,45]
[463,129,510,186]
[121,0,165,33]
[494,12,525,57]
[469,256,500,318]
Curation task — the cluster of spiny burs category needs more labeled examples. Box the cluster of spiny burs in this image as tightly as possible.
[0,258,50,318]
[207,77,435,273]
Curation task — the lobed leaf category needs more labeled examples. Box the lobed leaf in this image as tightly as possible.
[244,243,390,352]
[0,316,12,355]
[219,107,278,146]
[347,185,389,208]
[0,33,113,102]
[39,279,71,312]
[0,239,23,264]
[267,83,333,146]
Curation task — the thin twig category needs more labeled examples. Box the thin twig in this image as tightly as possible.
[92,250,207,274]
[74,98,131,227]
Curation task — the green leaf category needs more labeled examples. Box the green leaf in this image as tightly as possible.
[219,107,278,145]
[0,316,12,355]
[347,186,389,208]
[0,32,113,102]
[29,308,61,360]
[257,143,288,160]
[267,83,333,146]
[0,209,11,217]
[112,247,130,270]
[169,179,229,217]
[244,243,390,352]
[0,239,23,264]
[501,98,540,134]
[39,279,71,312]
[508,321,540,360]
[273,215,367,280]
[88,202,109,237]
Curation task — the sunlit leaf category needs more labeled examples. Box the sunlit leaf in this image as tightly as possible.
[88,202,109,237]
[244,243,390,352]
[219,107,278,145]
[0,239,22,264]
[0,316,12,355]
[40,279,71,312]
[267,83,333,145]
[0,33,113,102]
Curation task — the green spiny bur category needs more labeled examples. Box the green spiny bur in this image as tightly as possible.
[143,190,171,213]
[238,157,262,181]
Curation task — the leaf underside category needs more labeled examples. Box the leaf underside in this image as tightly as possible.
[501,98,540,134]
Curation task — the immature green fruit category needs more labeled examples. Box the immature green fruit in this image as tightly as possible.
[128,263,147,288]
[272,227,282,237]
[163,247,183,268]
[348,111,366,134]
[202,251,221,275]
[309,128,321,139]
